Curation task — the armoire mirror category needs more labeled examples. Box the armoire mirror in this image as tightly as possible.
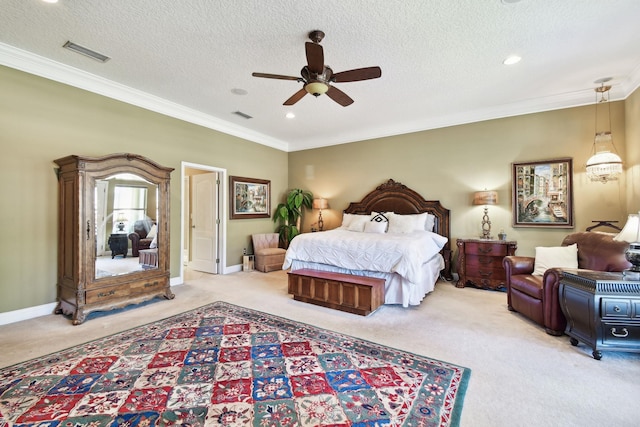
[94,174,159,279]
[54,153,174,325]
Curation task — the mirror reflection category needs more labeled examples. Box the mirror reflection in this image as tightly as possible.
[94,173,159,279]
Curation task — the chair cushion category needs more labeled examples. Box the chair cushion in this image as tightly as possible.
[256,248,286,256]
[510,274,543,300]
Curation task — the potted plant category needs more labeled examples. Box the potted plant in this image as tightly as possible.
[273,188,313,248]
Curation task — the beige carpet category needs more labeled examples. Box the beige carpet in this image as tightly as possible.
[1,269,638,427]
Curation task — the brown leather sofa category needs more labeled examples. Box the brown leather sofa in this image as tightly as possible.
[503,232,630,335]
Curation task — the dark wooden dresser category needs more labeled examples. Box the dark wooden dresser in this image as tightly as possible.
[456,238,517,290]
[559,270,640,360]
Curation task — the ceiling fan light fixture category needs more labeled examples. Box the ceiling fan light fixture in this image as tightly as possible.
[305,81,329,97]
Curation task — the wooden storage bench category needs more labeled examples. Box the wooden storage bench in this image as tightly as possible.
[287,268,385,315]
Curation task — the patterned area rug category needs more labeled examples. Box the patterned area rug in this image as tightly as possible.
[0,301,470,426]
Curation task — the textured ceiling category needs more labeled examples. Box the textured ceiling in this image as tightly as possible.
[2,0,640,152]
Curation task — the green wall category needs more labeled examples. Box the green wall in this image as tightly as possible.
[289,94,636,259]
[1,63,638,315]
[0,65,287,313]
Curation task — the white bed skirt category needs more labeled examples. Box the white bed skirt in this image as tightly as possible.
[288,254,444,308]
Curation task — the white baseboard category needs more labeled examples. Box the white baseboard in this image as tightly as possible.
[1,276,185,326]
[0,302,58,326]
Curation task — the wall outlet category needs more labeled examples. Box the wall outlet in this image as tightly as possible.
[242,248,247,255]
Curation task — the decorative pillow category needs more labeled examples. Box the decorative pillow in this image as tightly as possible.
[364,220,387,234]
[387,213,425,234]
[370,211,389,232]
[532,244,578,276]
[146,224,158,239]
[347,215,369,232]
[150,234,158,249]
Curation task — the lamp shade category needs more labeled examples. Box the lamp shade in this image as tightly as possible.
[614,213,640,243]
[312,198,329,210]
[473,191,498,206]
[115,212,127,222]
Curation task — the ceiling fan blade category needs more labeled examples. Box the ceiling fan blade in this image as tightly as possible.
[252,72,300,81]
[326,86,354,107]
[283,88,307,106]
[332,66,382,83]
[305,42,324,74]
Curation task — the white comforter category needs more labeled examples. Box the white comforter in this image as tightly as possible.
[283,229,448,284]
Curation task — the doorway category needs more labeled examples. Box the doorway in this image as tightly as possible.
[181,162,226,280]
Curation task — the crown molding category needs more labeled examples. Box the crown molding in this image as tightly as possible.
[0,43,290,152]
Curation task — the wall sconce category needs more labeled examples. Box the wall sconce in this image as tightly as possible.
[473,190,498,239]
[613,212,640,280]
[586,79,623,183]
[115,212,127,232]
[312,198,329,231]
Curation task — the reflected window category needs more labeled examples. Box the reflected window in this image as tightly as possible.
[112,186,147,233]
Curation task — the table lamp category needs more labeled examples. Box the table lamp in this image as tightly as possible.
[115,212,127,232]
[613,212,640,280]
[312,198,329,231]
[473,190,498,239]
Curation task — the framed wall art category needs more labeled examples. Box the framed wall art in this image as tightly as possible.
[512,158,574,228]
[230,176,270,219]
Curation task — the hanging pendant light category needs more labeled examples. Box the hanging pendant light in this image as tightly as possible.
[586,78,623,183]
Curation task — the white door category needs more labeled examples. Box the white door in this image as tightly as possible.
[190,172,219,273]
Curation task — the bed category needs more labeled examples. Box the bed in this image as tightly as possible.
[283,179,451,307]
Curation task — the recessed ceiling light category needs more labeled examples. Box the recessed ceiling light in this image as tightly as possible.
[286,112,295,119]
[231,88,248,95]
[42,0,59,3]
[503,55,522,65]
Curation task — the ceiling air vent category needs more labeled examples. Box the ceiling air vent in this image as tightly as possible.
[233,111,253,119]
[63,41,110,63]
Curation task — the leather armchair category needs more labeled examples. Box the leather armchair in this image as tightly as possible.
[128,220,154,257]
[503,232,630,336]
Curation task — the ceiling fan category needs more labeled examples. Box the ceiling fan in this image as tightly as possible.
[252,30,382,107]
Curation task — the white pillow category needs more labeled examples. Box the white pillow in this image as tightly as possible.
[150,234,158,249]
[340,213,362,228]
[347,215,369,232]
[387,213,425,234]
[424,213,436,232]
[370,211,390,232]
[146,224,158,239]
[532,244,578,276]
[364,221,387,234]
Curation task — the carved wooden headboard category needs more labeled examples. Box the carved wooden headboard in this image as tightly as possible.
[344,179,451,249]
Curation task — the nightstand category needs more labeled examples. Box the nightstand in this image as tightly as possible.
[108,233,128,259]
[559,270,640,360]
[456,238,517,290]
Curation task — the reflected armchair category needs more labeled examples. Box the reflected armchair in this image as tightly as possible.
[128,220,155,257]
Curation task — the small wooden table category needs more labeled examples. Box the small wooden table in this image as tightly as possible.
[287,269,384,316]
[139,248,158,268]
[108,233,128,259]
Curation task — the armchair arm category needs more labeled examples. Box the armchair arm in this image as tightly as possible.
[542,267,567,335]
[128,232,141,246]
[503,256,535,276]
